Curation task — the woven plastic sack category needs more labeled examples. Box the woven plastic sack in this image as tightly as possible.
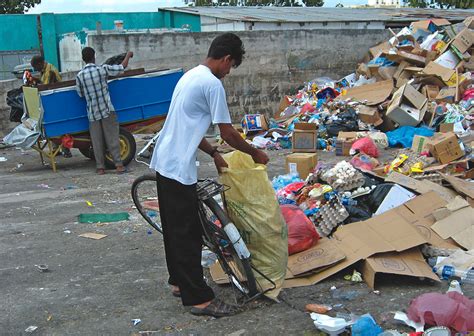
[220,151,288,300]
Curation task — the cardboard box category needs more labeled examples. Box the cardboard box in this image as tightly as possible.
[436,87,457,103]
[429,132,464,164]
[411,19,450,32]
[386,84,428,126]
[411,135,431,154]
[369,41,393,58]
[336,131,358,156]
[451,28,474,54]
[357,105,383,125]
[435,50,460,70]
[241,114,268,135]
[439,123,454,133]
[285,153,318,180]
[464,16,474,29]
[422,85,440,100]
[292,123,318,153]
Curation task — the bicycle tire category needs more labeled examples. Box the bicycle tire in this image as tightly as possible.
[201,197,258,297]
[131,173,162,233]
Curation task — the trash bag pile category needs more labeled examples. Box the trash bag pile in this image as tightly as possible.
[240,16,474,176]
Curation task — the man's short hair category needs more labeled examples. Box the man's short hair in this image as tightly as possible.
[31,55,44,69]
[207,33,245,67]
[82,47,95,63]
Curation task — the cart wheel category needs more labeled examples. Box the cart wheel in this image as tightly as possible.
[104,127,136,169]
[79,146,94,159]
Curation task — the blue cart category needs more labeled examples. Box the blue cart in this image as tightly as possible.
[26,68,183,171]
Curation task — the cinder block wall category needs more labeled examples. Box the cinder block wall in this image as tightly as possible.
[0,29,391,137]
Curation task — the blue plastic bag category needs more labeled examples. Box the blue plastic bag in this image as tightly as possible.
[386,126,434,148]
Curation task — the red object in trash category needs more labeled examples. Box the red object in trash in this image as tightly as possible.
[350,137,379,158]
[281,204,320,255]
[61,134,74,149]
[406,292,474,332]
[300,102,316,114]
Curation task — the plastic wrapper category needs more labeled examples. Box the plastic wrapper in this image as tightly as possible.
[281,204,320,255]
[407,292,474,332]
[276,181,305,200]
[350,137,379,158]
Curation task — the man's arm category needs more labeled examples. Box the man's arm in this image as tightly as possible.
[218,123,269,164]
[121,51,134,69]
[199,138,228,174]
[75,76,84,97]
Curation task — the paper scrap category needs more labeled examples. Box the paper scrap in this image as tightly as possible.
[79,232,107,240]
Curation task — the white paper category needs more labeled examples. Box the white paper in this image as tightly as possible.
[394,311,424,332]
[374,185,416,215]
[434,50,460,70]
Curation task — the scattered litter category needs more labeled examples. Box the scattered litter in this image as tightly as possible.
[36,264,49,272]
[47,314,52,322]
[305,303,332,314]
[311,312,351,335]
[78,233,107,240]
[132,318,141,326]
[85,201,93,207]
[37,184,51,189]
[63,230,71,234]
[25,326,38,333]
[344,269,363,282]
[393,311,424,332]
[64,184,79,190]
[0,157,7,162]
[78,212,130,223]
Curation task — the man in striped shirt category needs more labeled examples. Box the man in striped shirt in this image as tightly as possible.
[76,47,133,174]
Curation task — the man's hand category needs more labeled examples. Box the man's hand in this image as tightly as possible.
[127,51,134,58]
[213,153,228,174]
[252,149,269,165]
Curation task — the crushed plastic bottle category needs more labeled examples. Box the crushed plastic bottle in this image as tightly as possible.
[330,287,360,301]
[434,265,474,284]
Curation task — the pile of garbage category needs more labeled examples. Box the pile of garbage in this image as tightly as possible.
[242,16,474,176]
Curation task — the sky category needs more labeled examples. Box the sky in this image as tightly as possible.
[27,0,367,13]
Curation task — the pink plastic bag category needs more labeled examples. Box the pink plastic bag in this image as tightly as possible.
[281,204,320,255]
[350,137,379,158]
[407,292,474,332]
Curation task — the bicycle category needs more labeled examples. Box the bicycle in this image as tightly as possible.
[131,135,271,301]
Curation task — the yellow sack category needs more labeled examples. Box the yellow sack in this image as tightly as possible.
[220,151,288,300]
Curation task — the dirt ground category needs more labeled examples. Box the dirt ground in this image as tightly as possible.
[0,137,472,336]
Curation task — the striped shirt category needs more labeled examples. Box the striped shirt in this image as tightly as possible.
[76,63,124,121]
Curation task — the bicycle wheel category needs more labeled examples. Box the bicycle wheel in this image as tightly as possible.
[200,197,258,297]
[131,174,162,233]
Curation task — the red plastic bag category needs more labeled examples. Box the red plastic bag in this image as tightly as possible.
[281,204,319,255]
[300,102,316,114]
[350,137,379,158]
[407,292,474,332]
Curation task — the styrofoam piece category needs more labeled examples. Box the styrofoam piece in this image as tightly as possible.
[310,313,350,335]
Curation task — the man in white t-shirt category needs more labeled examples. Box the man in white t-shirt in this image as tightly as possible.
[150,33,268,318]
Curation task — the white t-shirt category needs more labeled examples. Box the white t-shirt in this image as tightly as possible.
[150,65,232,185]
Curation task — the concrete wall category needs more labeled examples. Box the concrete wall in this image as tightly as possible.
[0,29,391,137]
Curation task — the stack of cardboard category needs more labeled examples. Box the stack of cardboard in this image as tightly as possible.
[285,123,318,179]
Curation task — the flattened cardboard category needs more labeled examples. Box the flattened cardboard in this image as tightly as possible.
[337,80,393,106]
[411,19,450,32]
[369,41,393,58]
[286,238,345,278]
[423,61,455,83]
[286,153,318,180]
[284,193,446,288]
[79,232,107,240]
[441,173,474,199]
[385,172,457,202]
[432,206,474,250]
[361,248,440,290]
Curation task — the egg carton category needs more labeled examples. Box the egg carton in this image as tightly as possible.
[321,161,365,192]
[313,198,349,237]
[342,185,376,198]
[412,173,444,185]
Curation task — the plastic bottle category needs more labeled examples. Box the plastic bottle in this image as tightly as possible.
[434,265,474,284]
[223,223,250,259]
[341,197,357,206]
